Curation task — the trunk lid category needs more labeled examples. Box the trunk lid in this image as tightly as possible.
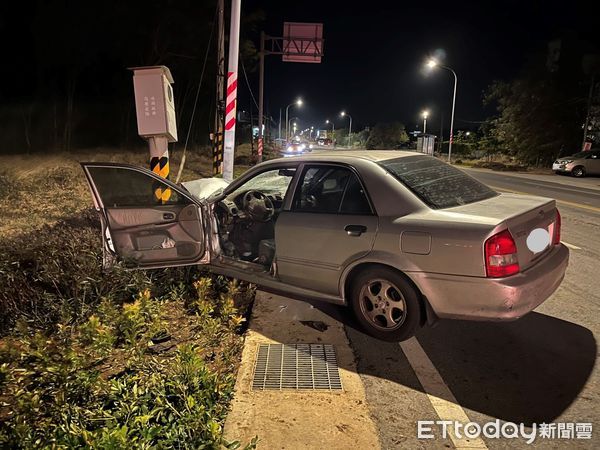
[446,193,558,272]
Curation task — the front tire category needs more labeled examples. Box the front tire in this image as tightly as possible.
[572,166,586,177]
[350,267,421,342]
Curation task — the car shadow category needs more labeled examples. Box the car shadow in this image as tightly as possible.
[310,303,596,426]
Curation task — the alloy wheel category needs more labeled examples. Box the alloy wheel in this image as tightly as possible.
[358,279,407,330]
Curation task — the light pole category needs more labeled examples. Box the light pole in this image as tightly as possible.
[426,58,457,162]
[285,98,303,141]
[421,110,429,134]
[325,119,336,145]
[340,111,352,147]
[288,116,299,139]
[325,119,335,138]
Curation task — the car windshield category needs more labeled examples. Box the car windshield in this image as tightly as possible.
[379,155,498,209]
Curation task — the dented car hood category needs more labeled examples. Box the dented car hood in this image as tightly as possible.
[182,177,230,201]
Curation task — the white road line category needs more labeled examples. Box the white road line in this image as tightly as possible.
[400,338,488,449]
[562,241,581,250]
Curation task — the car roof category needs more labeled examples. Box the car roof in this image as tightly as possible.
[272,150,422,163]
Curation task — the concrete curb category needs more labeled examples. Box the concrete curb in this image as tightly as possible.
[224,291,380,449]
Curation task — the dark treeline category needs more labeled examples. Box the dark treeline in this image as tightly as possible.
[0,1,261,154]
[480,34,600,165]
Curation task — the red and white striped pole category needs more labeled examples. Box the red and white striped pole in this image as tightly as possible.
[223,0,241,182]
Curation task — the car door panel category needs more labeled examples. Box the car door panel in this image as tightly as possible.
[81,163,210,269]
[275,164,379,296]
[589,153,600,174]
[107,205,204,263]
[276,212,378,295]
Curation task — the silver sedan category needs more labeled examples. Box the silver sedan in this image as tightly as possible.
[81,151,569,341]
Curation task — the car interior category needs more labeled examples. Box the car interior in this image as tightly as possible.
[215,168,296,268]
[214,165,373,269]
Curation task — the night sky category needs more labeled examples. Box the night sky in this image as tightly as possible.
[241,0,598,134]
[1,0,598,147]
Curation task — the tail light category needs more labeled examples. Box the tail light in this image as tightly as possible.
[485,229,520,278]
[552,208,561,245]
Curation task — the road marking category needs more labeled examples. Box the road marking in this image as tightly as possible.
[488,185,600,213]
[520,180,600,196]
[400,338,488,449]
[562,241,581,250]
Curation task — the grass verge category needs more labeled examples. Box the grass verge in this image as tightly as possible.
[0,150,257,448]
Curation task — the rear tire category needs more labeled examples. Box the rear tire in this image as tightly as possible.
[572,166,586,177]
[349,267,421,342]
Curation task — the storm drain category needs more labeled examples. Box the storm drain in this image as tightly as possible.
[252,343,343,391]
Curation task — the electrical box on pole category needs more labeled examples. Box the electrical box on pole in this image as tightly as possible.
[129,65,178,203]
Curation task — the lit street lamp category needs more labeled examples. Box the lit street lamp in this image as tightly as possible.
[426,58,457,162]
[325,119,335,132]
[288,116,299,138]
[325,119,336,144]
[340,111,352,147]
[421,110,429,134]
[285,98,303,141]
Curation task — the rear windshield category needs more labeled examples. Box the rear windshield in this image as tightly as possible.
[379,155,498,209]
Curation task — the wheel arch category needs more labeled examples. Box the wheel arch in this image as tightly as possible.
[341,261,438,327]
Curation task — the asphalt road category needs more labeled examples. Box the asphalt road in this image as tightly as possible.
[321,169,599,449]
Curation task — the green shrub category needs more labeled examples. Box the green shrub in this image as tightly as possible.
[0,280,256,449]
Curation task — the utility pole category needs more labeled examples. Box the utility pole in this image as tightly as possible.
[223,0,241,182]
[438,112,444,154]
[582,74,596,150]
[212,0,225,175]
[448,70,457,163]
[278,108,282,140]
[257,31,265,163]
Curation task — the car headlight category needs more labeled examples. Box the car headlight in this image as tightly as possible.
[286,146,292,152]
[309,144,314,149]
[564,160,573,163]
[299,144,305,150]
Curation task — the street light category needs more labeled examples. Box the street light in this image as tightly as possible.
[340,111,352,147]
[421,110,429,134]
[285,98,303,141]
[426,58,457,162]
[288,116,299,139]
[325,119,336,144]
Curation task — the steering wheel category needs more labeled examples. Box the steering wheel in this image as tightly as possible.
[242,190,275,222]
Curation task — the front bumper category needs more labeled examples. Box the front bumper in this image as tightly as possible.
[408,244,569,321]
[552,162,572,173]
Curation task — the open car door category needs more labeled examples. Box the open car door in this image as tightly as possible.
[81,162,210,269]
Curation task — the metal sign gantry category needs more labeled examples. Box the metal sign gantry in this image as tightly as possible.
[257,23,324,163]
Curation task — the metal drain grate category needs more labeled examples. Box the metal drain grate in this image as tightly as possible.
[252,344,343,391]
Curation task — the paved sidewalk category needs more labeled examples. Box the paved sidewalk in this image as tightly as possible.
[224,291,380,449]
